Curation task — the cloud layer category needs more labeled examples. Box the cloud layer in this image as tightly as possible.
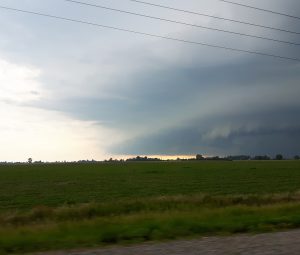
[0,0,299,160]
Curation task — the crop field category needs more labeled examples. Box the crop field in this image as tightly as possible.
[1,161,300,210]
[0,161,300,253]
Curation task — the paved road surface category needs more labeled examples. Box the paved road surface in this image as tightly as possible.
[40,229,300,255]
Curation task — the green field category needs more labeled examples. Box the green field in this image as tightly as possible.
[2,161,300,210]
[1,161,300,253]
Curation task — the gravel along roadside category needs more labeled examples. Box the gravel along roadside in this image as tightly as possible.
[37,229,300,255]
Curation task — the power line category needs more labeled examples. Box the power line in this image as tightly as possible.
[219,0,300,20]
[64,0,300,46]
[0,5,299,62]
[127,0,300,35]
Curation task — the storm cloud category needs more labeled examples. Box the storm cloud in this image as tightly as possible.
[0,0,300,160]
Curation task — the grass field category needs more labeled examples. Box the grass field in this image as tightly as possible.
[0,161,300,253]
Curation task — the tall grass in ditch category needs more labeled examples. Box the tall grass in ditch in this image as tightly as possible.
[1,192,300,226]
[1,193,300,253]
[1,202,300,254]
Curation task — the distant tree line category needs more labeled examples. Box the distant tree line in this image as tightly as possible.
[0,154,299,165]
[126,156,161,162]
[192,154,300,161]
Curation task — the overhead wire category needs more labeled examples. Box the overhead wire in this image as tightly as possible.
[63,0,300,46]
[219,0,300,20]
[126,0,300,35]
[0,5,299,62]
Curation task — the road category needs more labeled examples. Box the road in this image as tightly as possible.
[39,229,300,255]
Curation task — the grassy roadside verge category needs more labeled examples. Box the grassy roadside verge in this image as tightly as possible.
[1,194,300,254]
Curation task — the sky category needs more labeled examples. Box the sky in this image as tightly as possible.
[0,0,300,161]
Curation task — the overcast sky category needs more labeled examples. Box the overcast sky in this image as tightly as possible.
[0,0,299,161]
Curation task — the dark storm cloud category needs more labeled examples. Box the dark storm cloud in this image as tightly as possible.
[34,51,300,124]
[3,0,300,157]
[111,106,300,157]
[34,46,300,157]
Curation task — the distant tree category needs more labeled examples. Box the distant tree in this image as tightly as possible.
[275,154,283,160]
[295,155,300,160]
[253,155,270,160]
[28,158,33,164]
[196,154,204,160]
[126,156,161,162]
[227,155,250,161]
